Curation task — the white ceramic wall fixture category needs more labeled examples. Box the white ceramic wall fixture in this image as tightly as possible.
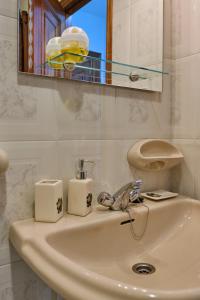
[9,196,200,300]
[127,139,184,171]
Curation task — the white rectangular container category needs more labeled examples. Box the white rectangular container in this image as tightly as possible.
[35,179,63,222]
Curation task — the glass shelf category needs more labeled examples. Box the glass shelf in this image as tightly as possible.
[41,51,168,85]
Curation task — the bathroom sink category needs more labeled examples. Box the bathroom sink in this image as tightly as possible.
[9,196,200,300]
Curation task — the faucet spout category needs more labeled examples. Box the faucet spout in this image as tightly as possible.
[97,180,143,211]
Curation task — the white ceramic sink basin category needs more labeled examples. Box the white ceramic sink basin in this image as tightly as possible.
[9,196,200,300]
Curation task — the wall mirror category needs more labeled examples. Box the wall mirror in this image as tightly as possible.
[18,0,165,92]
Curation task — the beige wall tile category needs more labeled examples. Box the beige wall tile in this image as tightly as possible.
[0,0,17,19]
[171,140,198,199]
[172,0,200,59]
[172,53,200,139]
[163,0,172,59]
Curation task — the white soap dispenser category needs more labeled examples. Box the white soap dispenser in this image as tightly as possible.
[68,159,94,216]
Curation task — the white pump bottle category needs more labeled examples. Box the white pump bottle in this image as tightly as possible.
[67,159,94,217]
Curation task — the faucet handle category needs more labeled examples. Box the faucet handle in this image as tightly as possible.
[97,192,114,207]
[135,179,142,187]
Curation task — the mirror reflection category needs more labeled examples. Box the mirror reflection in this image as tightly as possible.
[19,0,164,91]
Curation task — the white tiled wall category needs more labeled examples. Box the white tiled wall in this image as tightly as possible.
[0,1,171,299]
[171,0,200,200]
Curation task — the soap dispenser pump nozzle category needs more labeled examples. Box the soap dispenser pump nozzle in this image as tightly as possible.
[76,159,94,180]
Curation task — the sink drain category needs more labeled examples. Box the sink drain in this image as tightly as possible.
[132,263,156,275]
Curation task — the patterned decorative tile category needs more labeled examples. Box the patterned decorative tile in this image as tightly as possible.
[0,15,57,141]
[115,86,171,139]
[54,80,116,140]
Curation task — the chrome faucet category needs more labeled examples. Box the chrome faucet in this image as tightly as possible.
[97,180,143,211]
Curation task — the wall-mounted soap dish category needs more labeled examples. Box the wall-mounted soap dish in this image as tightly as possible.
[127,139,184,171]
